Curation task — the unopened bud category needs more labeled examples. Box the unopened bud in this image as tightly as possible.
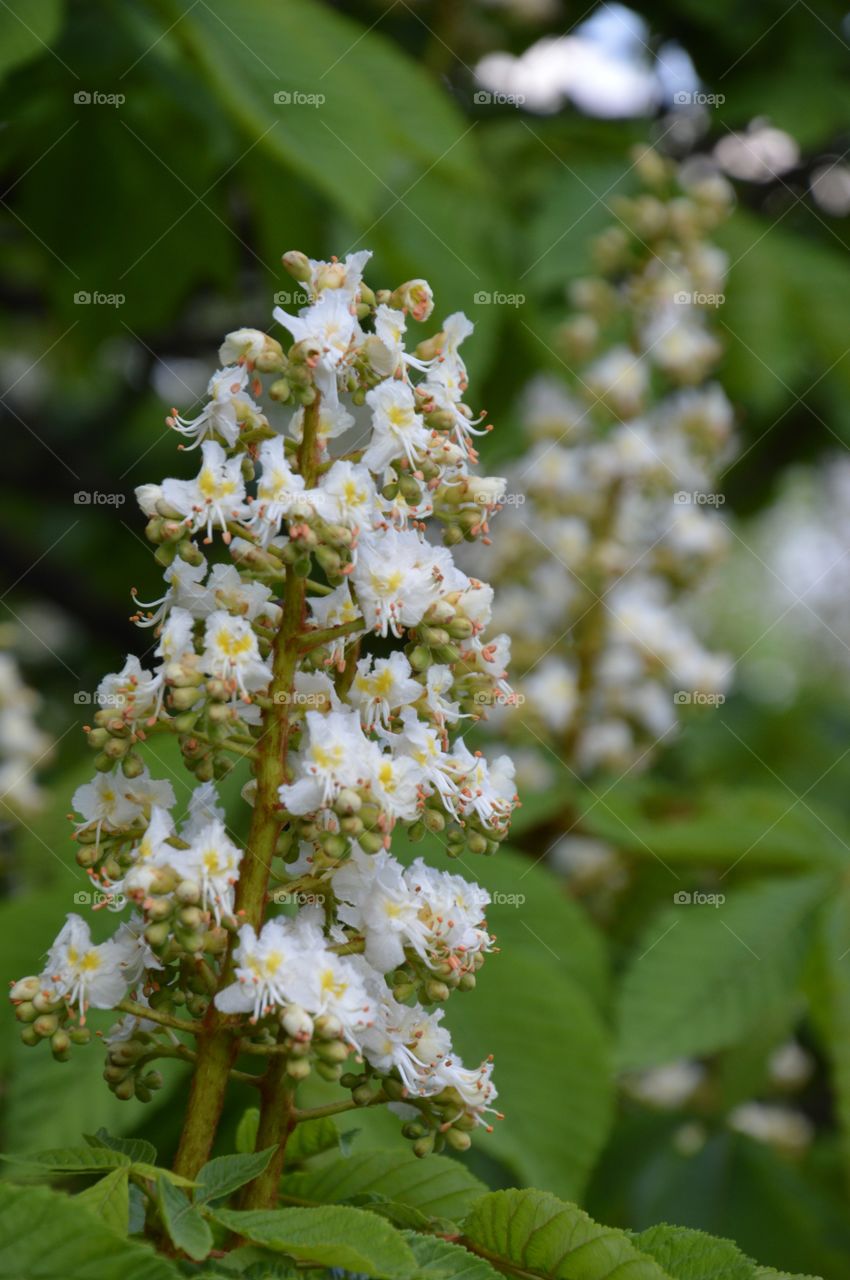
[50,1030,71,1060]
[282,1004,314,1041]
[282,250,312,283]
[286,1056,312,1081]
[10,976,41,1003]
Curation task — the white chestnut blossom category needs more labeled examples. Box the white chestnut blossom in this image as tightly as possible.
[11,250,515,1147]
[472,149,735,782]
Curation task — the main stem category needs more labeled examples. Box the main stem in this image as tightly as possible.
[172,395,322,1182]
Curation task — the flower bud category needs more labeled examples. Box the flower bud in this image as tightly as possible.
[281,1004,314,1041]
[10,976,41,1003]
[314,1013,343,1041]
[50,1030,71,1061]
[445,1127,472,1152]
[315,1060,343,1082]
[315,1038,349,1064]
[286,1056,312,1081]
[282,250,312,283]
[390,279,434,322]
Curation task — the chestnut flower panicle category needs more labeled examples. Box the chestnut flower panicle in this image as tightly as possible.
[474,148,736,781]
[10,250,518,1154]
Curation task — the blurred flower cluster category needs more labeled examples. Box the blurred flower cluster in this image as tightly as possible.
[10,251,519,1154]
[0,627,53,818]
[475,147,736,778]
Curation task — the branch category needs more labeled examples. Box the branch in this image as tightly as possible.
[116,999,203,1036]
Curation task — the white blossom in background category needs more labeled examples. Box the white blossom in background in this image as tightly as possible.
[0,636,53,818]
[10,251,518,1149]
[469,147,735,784]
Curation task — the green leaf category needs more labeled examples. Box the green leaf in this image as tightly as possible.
[235,1107,260,1155]
[465,843,609,1007]
[579,783,850,871]
[86,1129,158,1166]
[462,1189,673,1280]
[0,0,63,82]
[808,885,850,1180]
[403,1229,503,1279]
[196,1147,278,1204]
[752,1270,822,1280]
[180,0,481,223]
[212,1204,417,1277]
[157,1176,213,1262]
[616,875,827,1070]
[1,1146,195,1188]
[445,947,613,1199]
[284,1115,341,1163]
[279,1148,486,1221]
[2,1146,133,1173]
[76,1168,131,1236]
[0,1181,181,1279]
[634,1224,756,1280]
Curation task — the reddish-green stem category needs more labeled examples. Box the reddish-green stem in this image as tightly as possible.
[171,396,322,1184]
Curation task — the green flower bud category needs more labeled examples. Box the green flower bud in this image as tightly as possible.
[315,1060,343,1083]
[445,1127,472,1152]
[282,250,312,283]
[10,976,41,1002]
[286,1056,312,1081]
[50,1030,71,1061]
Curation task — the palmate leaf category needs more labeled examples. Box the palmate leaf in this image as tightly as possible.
[212,1204,417,1277]
[0,1182,181,1280]
[279,1148,486,1221]
[462,1189,673,1280]
[616,875,827,1070]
